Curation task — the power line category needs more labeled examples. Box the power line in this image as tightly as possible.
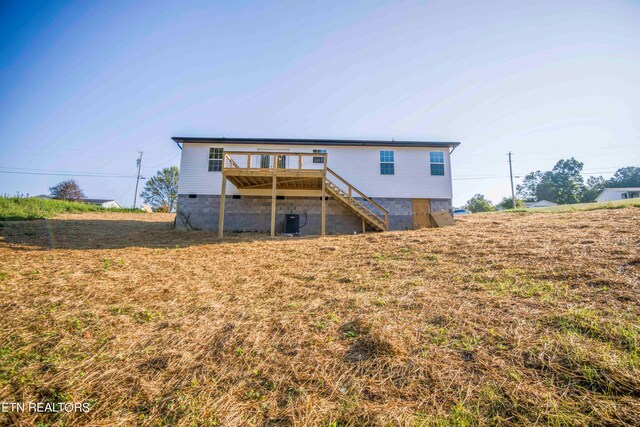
[142,152,181,170]
[0,170,136,178]
[452,169,618,181]
[0,165,134,176]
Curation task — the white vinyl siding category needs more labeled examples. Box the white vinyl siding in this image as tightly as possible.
[178,143,453,199]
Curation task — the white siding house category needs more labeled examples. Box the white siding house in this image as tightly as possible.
[524,200,557,208]
[596,188,640,203]
[173,137,460,235]
[83,199,123,209]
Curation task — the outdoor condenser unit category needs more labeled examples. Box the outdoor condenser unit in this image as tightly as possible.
[284,214,300,234]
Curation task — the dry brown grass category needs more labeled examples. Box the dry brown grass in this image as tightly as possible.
[0,209,639,426]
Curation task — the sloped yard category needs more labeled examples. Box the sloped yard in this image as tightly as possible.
[0,208,638,426]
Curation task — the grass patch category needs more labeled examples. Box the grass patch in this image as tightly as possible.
[0,197,140,221]
[500,197,640,214]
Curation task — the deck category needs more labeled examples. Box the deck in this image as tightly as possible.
[219,151,389,237]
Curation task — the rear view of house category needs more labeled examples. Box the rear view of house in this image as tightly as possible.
[173,137,460,236]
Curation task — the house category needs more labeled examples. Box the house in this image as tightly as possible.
[82,199,123,209]
[596,187,640,203]
[172,136,460,236]
[524,200,557,208]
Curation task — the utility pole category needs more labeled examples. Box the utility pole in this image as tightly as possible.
[133,151,143,209]
[508,151,516,209]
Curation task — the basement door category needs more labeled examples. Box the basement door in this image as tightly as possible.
[412,198,431,229]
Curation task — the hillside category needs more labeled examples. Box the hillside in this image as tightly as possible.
[0,197,139,221]
[0,208,638,426]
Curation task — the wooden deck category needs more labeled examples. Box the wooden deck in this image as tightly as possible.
[218,151,388,237]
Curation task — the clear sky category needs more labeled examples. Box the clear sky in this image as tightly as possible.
[1,0,639,207]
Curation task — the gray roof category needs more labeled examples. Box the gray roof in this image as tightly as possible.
[172,136,460,149]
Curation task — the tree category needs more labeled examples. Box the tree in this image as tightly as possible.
[581,176,606,202]
[608,166,640,188]
[49,180,86,202]
[140,166,179,212]
[516,171,543,202]
[546,158,585,204]
[517,158,586,205]
[496,196,525,210]
[464,194,497,213]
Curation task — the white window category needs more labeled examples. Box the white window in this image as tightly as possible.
[380,150,394,175]
[208,147,223,172]
[430,151,445,176]
[313,149,327,164]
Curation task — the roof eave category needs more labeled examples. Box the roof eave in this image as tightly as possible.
[171,136,461,149]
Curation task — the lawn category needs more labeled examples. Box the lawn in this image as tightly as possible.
[0,208,638,426]
[508,197,640,213]
[0,197,140,221]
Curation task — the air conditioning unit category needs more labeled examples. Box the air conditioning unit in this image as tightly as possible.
[284,214,300,234]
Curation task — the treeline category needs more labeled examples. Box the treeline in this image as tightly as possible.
[462,160,639,212]
[516,159,639,204]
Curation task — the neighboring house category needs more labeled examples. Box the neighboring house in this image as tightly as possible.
[524,200,558,208]
[173,136,460,236]
[33,194,52,199]
[596,188,640,203]
[82,199,123,209]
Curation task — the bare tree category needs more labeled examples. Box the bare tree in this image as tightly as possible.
[49,180,86,202]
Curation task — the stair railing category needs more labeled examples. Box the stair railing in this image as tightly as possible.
[326,167,388,230]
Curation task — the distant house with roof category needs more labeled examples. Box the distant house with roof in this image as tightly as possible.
[524,200,557,208]
[596,188,640,203]
[82,199,123,209]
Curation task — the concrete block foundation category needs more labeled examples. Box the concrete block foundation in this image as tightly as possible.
[176,194,452,235]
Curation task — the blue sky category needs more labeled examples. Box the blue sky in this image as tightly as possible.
[1,0,639,206]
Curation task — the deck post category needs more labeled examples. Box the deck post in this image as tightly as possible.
[362,218,365,234]
[321,177,326,236]
[218,176,226,238]
[271,174,277,237]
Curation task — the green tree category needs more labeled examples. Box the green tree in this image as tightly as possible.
[608,166,640,188]
[49,180,86,202]
[140,166,179,212]
[546,158,585,204]
[516,171,543,202]
[496,196,525,210]
[517,158,586,205]
[581,176,606,202]
[464,194,497,213]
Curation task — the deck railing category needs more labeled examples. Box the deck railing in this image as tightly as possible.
[223,151,327,172]
[326,167,389,229]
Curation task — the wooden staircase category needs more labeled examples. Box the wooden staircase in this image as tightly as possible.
[325,168,388,231]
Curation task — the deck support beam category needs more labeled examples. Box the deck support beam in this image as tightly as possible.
[218,176,227,238]
[362,218,365,234]
[321,178,326,236]
[271,175,277,237]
